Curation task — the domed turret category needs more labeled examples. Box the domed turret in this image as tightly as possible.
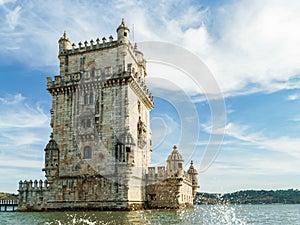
[42,133,59,184]
[166,145,184,177]
[116,18,130,44]
[58,31,71,54]
[188,160,199,197]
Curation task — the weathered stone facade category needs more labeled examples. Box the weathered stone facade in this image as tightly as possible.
[146,146,199,209]
[17,19,199,211]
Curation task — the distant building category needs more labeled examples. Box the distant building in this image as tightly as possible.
[17,19,199,211]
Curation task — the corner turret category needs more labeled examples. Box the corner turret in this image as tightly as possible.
[42,133,59,184]
[58,31,71,54]
[188,160,199,197]
[117,18,130,44]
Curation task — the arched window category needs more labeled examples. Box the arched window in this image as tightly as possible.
[115,143,125,162]
[83,146,92,159]
[89,93,94,104]
[84,94,89,105]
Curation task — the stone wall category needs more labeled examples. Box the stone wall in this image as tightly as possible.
[145,167,194,209]
[145,177,193,209]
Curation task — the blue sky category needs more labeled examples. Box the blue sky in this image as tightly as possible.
[1,0,300,193]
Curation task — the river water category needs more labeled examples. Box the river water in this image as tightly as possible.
[0,204,299,225]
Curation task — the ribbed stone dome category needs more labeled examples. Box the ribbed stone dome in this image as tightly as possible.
[167,145,183,161]
[45,133,59,150]
[188,161,198,174]
[116,18,130,32]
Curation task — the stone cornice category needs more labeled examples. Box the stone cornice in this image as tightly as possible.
[129,77,154,110]
[47,72,154,110]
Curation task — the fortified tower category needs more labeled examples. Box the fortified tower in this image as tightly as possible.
[17,19,199,211]
[18,19,153,211]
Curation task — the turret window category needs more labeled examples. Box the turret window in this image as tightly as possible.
[83,146,92,159]
[124,32,127,37]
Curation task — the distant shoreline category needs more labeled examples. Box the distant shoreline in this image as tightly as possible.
[195,189,300,205]
[2,189,300,205]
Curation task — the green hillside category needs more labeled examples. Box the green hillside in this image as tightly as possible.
[195,189,300,204]
[0,192,18,200]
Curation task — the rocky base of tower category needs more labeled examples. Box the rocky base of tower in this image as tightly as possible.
[17,200,145,212]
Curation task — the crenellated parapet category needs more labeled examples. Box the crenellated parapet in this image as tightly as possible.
[18,179,49,192]
[145,166,194,209]
[17,179,50,211]
[46,70,154,108]
[58,31,140,59]
[146,166,193,184]
[62,38,119,56]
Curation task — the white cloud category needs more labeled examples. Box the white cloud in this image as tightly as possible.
[287,94,299,101]
[291,116,300,122]
[5,5,21,30]
[200,119,300,178]
[0,0,16,6]
[0,94,49,129]
[0,93,50,191]
[217,121,300,159]
[0,0,297,97]
[203,0,300,95]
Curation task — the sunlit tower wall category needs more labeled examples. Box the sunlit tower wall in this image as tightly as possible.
[45,19,154,209]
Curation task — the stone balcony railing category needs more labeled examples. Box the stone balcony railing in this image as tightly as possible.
[46,70,154,105]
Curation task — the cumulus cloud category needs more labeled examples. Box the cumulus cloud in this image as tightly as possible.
[213,121,300,159]
[1,0,300,96]
[206,0,300,95]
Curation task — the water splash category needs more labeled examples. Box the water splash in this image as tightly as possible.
[45,213,101,225]
[198,205,247,225]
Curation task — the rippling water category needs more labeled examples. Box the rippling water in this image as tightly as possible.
[1,204,299,225]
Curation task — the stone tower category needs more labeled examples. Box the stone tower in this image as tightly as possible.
[17,19,199,211]
[18,19,154,211]
[187,161,199,197]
